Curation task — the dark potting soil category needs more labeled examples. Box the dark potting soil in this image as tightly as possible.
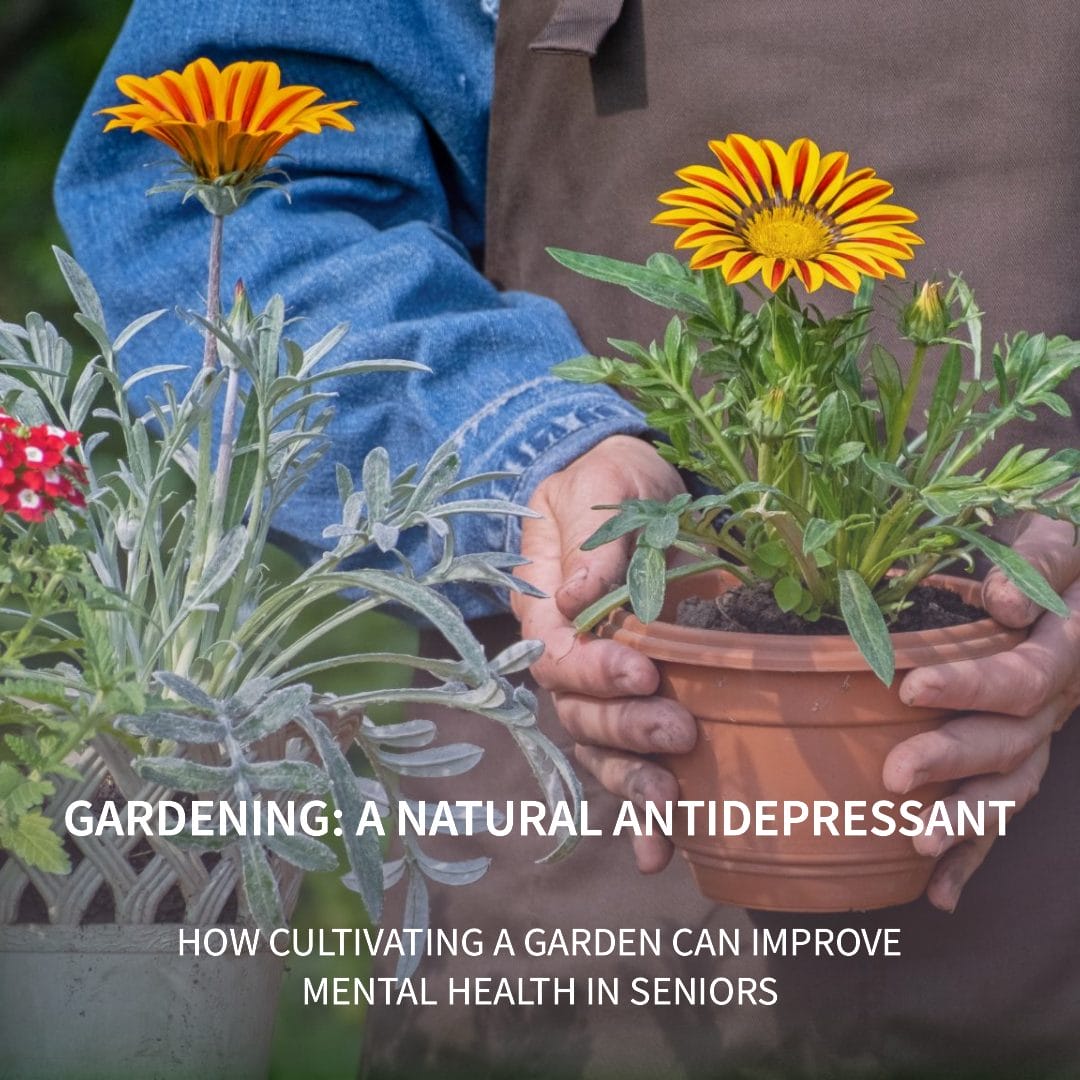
[676,581,985,635]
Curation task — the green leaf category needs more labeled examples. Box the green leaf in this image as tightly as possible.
[546,248,712,318]
[346,569,487,681]
[239,836,284,930]
[362,446,392,521]
[191,526,248,606]
[642,512,680,549]
[115,711,226,744]
[803,518,841,555]
[3,812,70,874]
[627,545,667,623]
[755,540,791,569]
[262,830,338,873]
[551,355,617,384]
[394,865,430,980]
[233,684,312,744]
[815,391,853,456]
[134,757,236,793]
[376,743,484,778]
[242,760,329,793]
[362,718,437,748]
[0,764,52,820]
[414,849,490,887]
[870,345,902,438]
[944,526,1068,617]
[838,570,895,685]
[221,391,262,532]
[771,304,800,372]
[580,507,648,550]
[299,713,383,923]
[927,343,962,437]
[773,576,803,613]
[863,456,914,490]
[153,672,218,712]
[53,247,106,331]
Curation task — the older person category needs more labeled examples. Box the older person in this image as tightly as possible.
[59,0,1080,1075]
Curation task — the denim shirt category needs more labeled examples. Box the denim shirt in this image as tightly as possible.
[54,0,646,618]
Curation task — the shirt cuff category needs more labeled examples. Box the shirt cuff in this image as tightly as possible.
[448,375,648,561]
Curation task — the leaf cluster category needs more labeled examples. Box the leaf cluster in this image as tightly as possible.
[551,250,1080,682]
[0,251,579,973]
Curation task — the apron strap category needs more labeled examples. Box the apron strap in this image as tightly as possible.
[529,0,626,56]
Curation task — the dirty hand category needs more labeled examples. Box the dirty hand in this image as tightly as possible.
[512,435,692,873]
[883,514,1080,913]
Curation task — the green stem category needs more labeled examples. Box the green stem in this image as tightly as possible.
[665,373,751,486]
[857,493,915,580]
[766,512,829,604]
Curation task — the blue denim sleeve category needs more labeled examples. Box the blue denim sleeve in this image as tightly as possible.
[53,0,646,618]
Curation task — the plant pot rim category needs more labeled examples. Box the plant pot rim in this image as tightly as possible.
[601,570,1026,673]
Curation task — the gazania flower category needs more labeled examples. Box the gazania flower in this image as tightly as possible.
[99,57,356,185]
[654,135,922,293]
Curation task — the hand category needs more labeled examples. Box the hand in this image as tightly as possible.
[512,435,694,873]
[883,514,1080,913]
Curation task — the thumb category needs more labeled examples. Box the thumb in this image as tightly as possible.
[556,527,635,620]
[982,516,1080,628]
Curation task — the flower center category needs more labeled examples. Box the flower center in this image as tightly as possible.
[741,203,835,261]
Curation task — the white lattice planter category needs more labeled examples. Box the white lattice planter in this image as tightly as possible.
[0,724,341,1080]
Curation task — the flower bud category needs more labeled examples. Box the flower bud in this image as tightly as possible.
[219,279,257,368]
[901,281,949,345]
[115,509,140,551]
[747,386,787,439]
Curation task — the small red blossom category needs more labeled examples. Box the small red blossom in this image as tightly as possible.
[0,411,86,524]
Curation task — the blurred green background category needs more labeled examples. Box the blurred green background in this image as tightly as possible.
[1,3,393,1075]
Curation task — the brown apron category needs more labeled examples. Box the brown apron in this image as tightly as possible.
[362,2,1080,1076]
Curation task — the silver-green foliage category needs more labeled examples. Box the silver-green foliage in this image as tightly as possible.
[0,251,580,968]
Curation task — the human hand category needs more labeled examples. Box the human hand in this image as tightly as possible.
[883,514,1080,912]
[512,435,693,873]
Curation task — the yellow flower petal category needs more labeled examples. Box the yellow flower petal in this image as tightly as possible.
[722,250,766,284]
[762,138,794,198]
[674,225,741,251]
[706,139,756,205]
[793,259,826,292]
[727,133,776,199]
[806,151,850,209]
[761,257,794,291]
[676,165,745,215]
[657,136,921,294]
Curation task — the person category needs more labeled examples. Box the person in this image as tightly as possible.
[57,0,1080,1075]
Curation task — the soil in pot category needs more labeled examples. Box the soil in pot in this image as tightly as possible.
[677,581,985,635]
[601,570,1025,914]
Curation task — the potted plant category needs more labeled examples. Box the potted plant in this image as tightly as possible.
[0,58,580,1079]
[549,134,1080,912]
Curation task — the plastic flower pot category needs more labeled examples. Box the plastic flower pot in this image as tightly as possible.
[599,570,1025,912]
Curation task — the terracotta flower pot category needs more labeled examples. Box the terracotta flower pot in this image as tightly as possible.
[600,571,1025,912]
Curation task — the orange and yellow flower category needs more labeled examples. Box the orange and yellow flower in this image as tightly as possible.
[99,57,356,182]
[654,135,922,293]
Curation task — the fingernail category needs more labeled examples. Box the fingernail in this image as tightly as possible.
[614,667,649,694]
[650,719,693,754]
[905,769,928,793]
[929,834,954,858]
[901,675,943,707]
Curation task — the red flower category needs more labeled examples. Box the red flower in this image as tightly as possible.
[0,414,86,525]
